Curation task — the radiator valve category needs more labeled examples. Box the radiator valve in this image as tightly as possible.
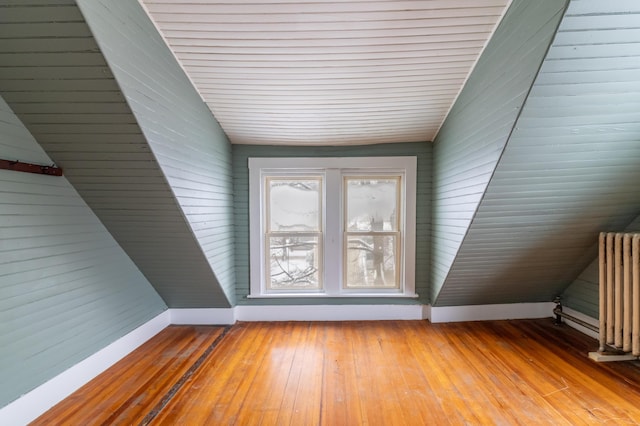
[553,297,563,326]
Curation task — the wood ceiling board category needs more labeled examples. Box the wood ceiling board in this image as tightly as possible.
[141,0,511,145]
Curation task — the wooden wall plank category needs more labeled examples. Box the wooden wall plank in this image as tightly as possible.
[141,0,509,145]
[0,2,233,308]
[0,95,166,409]
[435,0,640,306]
[76,0,237,304]
[431,0,568,303]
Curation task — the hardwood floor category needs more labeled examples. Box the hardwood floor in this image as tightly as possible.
[33,319,640,425]
[31,326,228,426]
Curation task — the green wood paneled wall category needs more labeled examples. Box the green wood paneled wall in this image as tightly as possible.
[76,0,236,306]
[0,96,166,408]
[430,0,568,303]
[232,143,431,305]
[0,1,234,308]
[434,0,640,306]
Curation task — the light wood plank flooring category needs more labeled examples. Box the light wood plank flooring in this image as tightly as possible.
[33,319,640,425]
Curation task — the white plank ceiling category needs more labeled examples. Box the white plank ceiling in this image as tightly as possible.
[140,0,511,145]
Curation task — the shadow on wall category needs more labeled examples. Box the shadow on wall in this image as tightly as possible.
[446,206,640,307]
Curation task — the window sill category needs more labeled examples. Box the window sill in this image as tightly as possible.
[246,292,420,299]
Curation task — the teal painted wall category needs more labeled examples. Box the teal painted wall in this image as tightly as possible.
[76,0,237,305]
[0,1,232,309]
[561,259,599,319]
[232,143,431,305]
[0,96,167,408]
[434,0,640,307]
[430,0,568,303]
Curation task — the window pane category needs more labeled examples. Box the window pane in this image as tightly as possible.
[345,235,398,288]
[267,236,321,290]
[268,177,321,232]
[346,177,399,232]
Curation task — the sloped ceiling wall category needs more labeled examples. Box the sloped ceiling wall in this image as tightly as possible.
[433,0,640,306]
[75,0,237,305]
[431,0,569,302]
[0,95,167,408]
[0,1,232,308]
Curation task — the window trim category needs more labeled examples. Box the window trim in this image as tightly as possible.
[248,156,417,298]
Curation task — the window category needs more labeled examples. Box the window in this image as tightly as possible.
[249,157,416,298]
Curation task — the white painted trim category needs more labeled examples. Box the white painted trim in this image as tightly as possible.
[235,304,426,321]
[558,306,598,341]
[248,156,417,298]
[421,304,432,321]
[0,310,170,426]
[234,302,554,323]
[429,302,555,323]
[246,293,419,299]
[170,308,236,325]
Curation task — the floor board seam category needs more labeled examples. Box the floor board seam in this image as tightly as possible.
[138,325,233,426]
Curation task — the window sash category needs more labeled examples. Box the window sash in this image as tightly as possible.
[264,175,324,292]
[343,175,402,233]
[343,175,402,290]
[265,231,323,291]
[343,232,401,289]
[265,175,322,233]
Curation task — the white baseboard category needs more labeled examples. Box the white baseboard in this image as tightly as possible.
[167,303,558,323]
[170,308,236,325]
[174,303,554,323]
[0,310,170,426]
[429,302,556,323]
[558,306,598,340]
[235,304,426,321]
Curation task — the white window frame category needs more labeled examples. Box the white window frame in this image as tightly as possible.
[248,156,417,298]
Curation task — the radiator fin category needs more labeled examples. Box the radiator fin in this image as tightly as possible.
[599,232,640,356]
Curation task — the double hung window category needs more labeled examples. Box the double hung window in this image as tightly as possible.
[249,157,416,297]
